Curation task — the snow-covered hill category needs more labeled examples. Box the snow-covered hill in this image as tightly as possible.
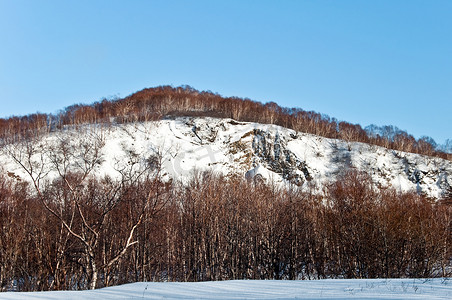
[1,117,451,199]
[0,279,450,300]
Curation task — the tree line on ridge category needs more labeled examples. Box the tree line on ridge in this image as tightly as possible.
[0,85,450,160]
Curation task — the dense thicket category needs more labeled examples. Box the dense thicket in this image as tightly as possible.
[0,170,450,291]
[0,85,450,160]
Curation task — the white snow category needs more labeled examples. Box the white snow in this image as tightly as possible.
[1,117,451,198]
[0,279,451,299]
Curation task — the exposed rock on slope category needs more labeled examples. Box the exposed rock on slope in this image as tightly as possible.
[1,117,451,199]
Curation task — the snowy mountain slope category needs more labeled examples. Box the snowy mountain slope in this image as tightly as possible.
[1,117,451,199]
[0,279,450,300]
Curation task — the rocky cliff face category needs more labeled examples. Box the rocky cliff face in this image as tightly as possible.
[1,117,451,199]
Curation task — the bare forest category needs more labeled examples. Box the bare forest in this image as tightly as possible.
[0,167,451,291]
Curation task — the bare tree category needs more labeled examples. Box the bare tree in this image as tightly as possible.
[3,128,164,289]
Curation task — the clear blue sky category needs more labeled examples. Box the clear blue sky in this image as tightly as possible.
[0,0,451,144]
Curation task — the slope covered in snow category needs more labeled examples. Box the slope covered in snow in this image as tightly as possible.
[1,117,451,199]
[0,279,450,300]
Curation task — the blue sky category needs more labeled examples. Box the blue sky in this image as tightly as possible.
[0,0,451,144]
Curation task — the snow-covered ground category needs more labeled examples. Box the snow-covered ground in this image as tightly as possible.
[1,117,451,198]
[0,279,451,299]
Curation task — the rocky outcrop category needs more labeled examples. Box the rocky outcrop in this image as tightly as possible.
[1,117,451,199]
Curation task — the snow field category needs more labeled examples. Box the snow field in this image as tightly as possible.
[0,279,451,300]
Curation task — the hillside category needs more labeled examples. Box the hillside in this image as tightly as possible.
[0,87,451,292]
[2,117,451,199]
